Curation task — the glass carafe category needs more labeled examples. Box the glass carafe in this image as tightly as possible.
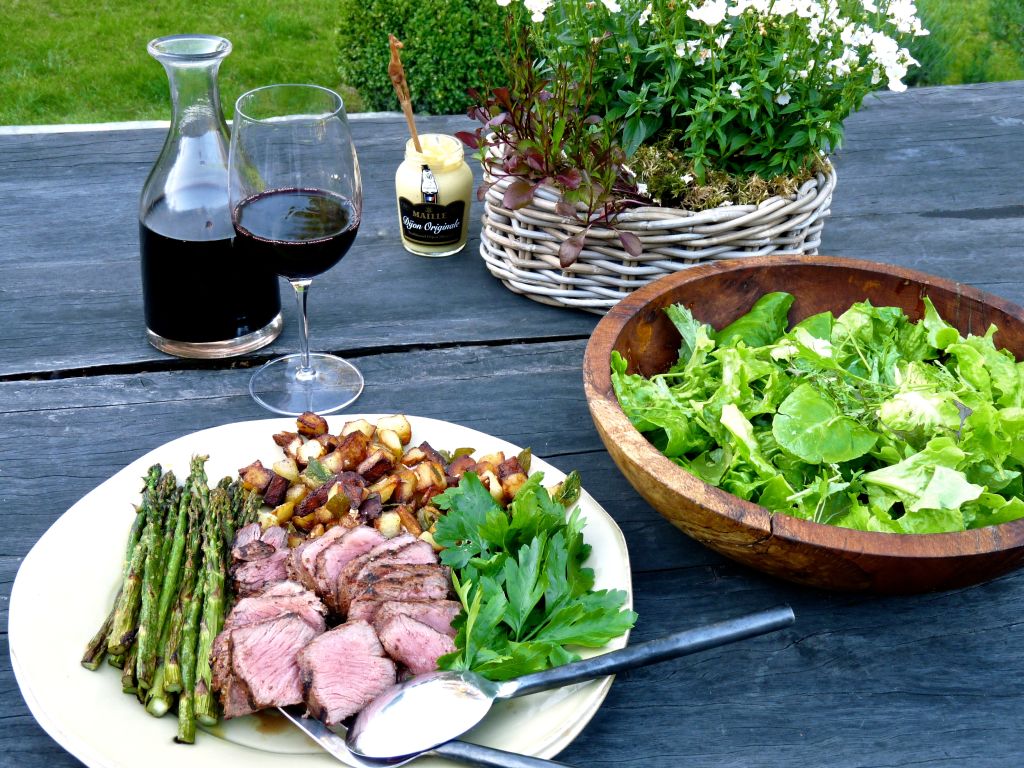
[139,34,282,358]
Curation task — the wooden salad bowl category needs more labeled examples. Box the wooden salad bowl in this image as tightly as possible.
[583,255,1024,593]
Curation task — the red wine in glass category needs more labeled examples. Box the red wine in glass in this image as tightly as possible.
[232,188,361,280]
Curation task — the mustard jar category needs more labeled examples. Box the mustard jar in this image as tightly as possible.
[395,134,473,257]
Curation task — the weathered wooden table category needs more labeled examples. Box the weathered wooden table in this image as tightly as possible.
[3,81,1024,767]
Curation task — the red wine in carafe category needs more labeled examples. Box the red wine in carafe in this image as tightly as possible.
[140,188,281,343]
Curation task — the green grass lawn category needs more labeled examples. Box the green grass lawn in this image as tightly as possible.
[1,0,1022,126]
[0,0,343,125]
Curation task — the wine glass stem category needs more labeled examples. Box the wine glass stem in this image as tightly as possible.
[290,278,316,382]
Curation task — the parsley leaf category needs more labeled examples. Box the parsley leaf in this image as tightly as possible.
[434,471,637,680]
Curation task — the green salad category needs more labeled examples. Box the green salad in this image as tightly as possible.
[611,292,1024,534]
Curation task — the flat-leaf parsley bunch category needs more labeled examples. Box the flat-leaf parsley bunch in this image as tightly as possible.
[485,0,927,204]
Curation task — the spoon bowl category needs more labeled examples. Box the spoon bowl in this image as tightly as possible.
[347,605,795,760]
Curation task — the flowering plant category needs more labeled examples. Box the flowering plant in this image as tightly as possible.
[469,0,926,211]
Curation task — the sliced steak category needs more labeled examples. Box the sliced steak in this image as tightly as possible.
[349,563,451,606]
[314,526,386,611]
[261,525,288,551]
[221,676,258,720]
[336,536,437,614]
[298,620,396,725]
[231,522,264,562]
[232,549,290,597]
[377,614,457,674]
[224,582,327,634]
[287,525,348,591]
[229,613,318,710]
[368,600,461,638]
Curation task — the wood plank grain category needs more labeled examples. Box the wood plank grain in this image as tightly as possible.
[0,114,595,378]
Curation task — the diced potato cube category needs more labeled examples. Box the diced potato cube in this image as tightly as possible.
[401,445,429,467]
[359,494,383,522]
[476,451,506,468]
[297,439,326,465]
[287,534,305,549]
[324,482,352,514]
[418,530,442,552]
[273,500,296,524]
[374,511,402,539]
[358,448,396,483]
[479,469,503,503]
[396,505,422,536]
[375,429,404,460]
[257,510,278,530]
[263,474,290,507]
[309,523,325,538]
[498,456,528,502]
[367,474,399,504]
[342,419,375,439]
[319,450,345,475]
[376,415,412,445]
[413,461,446,492]
[285,483,309,504]
[238,460,274,493]
[296,411,329,437]
[292,512,317,531]
[393,469,418,503]
[447,454,477,479]
[335,431,371,470]
[314,506,335,525]
[273,457,300,483]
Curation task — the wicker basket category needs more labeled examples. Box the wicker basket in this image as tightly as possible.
[479,166,836,314]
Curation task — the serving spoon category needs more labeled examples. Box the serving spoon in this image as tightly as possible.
[347,604,795,760]
[279,706,574,768]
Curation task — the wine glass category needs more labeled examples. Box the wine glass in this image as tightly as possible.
[230,84,364,415]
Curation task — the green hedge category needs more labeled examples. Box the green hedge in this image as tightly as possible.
[337,0,506,115]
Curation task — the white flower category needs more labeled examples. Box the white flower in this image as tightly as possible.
[675,38,702,57]
[861,0,878,11]
[638,3,653,25]
[775,86,791,105]
[601,0,621,12]
[496,0,513,6]
[637,182,649,195]
[728,81,743,98]
[680,173,694,184]
[714,32,732,48]
[687,0,728,26]
[524,0,552,22]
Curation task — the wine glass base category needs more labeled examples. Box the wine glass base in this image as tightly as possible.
[249,352,364,416]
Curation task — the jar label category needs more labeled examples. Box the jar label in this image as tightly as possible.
[398,197,465,245]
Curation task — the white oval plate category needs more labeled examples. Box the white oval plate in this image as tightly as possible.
[10,415,632,768]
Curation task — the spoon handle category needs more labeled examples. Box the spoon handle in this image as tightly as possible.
[503,605,795,699]
[432,740,574,768]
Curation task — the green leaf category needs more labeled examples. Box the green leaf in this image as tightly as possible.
[772,384,877,464]
[713,292,794,347]
[922,297,960,350]
[862,437,983,513]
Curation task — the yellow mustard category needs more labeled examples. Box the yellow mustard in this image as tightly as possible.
[395,134,473,257]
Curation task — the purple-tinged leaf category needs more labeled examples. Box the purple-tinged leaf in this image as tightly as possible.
[503,180,536,210]
[493,87,512,108]
[555,168,583,190]
[525,149,546,173]
[538,90,554,103]
[555,200,578,218]
[486,111,509,128]
[467,87,481,101]
[619,231,642,257]
[559,234,585,268]
[584,115,603,125]
[476,181,493,202]
[455,131,480,149]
